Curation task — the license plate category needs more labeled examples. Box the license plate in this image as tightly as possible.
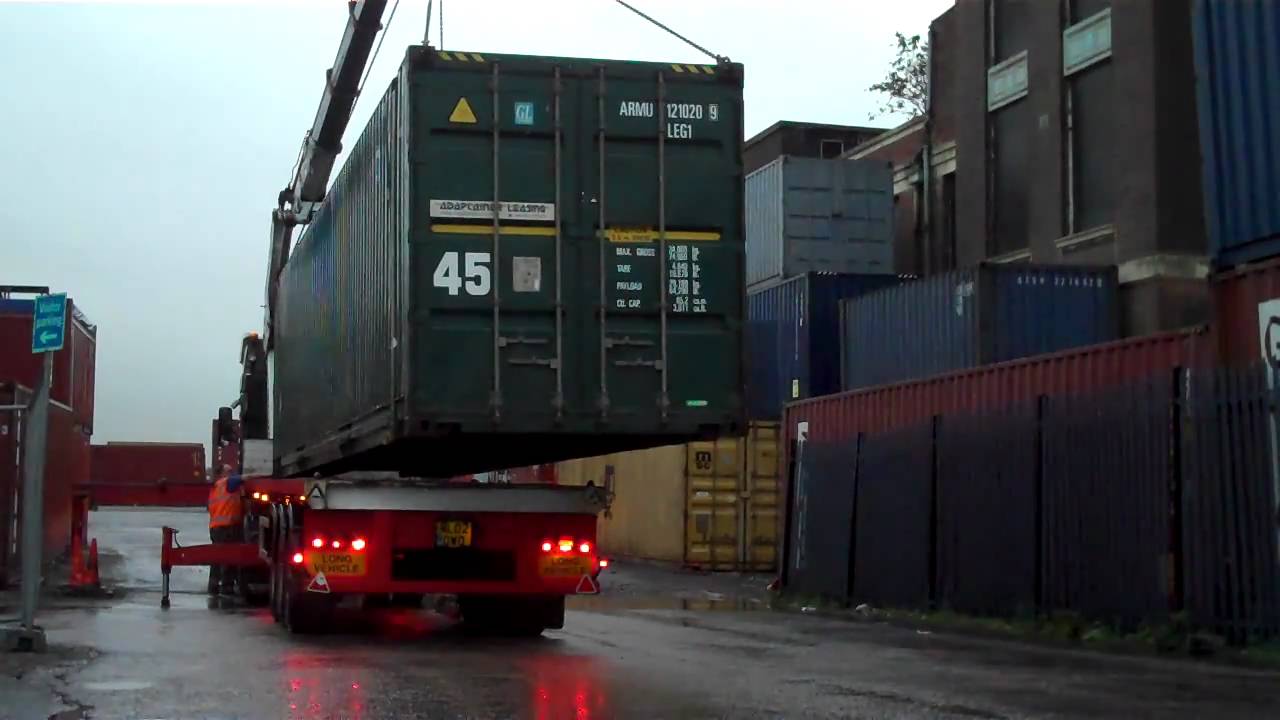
[305,551,366,577]
[435,520,473,548]
[539,555,592,578]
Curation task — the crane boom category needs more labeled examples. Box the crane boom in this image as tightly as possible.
[264,0,390,347]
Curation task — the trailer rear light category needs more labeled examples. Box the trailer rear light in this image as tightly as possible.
[579,542,592,554]
[558,539,574,553]
[541,541,553,553]
[291,552,304,564]
[298,495,306,502]
[331,539,343,550]
[260,494,270,503]
[351,538,367,551]
[310,537,324,549]
[599,558,610,569]
[252,492,261,500]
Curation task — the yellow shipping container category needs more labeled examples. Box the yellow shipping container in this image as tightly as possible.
[556,423,779,571]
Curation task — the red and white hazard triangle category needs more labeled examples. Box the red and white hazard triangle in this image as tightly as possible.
[307,571,331,594]
[575,574,599,595]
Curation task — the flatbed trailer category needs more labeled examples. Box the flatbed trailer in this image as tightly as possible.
[161,476,608,635]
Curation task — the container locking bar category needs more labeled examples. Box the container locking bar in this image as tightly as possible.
[552,66,566,422]
[490,62,503,422]
[596,67,611,421]
[656,70,670,423]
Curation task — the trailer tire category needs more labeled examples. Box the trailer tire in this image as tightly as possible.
[284,575,329,635]
[269,507,284,621]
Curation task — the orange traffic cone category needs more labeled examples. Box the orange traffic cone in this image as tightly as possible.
[69,533,86,584]
[87,539,100,587]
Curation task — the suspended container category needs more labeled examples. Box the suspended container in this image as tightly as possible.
[273,48,747,477]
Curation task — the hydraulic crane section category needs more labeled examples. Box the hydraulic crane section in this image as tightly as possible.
[264,0,389,349]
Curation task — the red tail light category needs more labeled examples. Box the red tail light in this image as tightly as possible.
[331,539,343,550]
[578,542,592,554]
[310,537,324,549]
[599,558,610,569]
[291,552,304,564]
[351,538,367,552]
[558,539,574,553]
[540,541,553,553]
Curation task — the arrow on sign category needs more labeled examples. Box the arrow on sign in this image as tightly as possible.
[39,331,58,344]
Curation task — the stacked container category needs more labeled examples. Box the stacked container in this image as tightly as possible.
[746,156,895,289]
[0,298,96,432]
[840,264,1120,391]
[747,273,905,419]
[1194,0,1280,271]
[744,155,899,418]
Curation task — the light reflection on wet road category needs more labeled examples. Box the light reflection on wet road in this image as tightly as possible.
[5,509,1280,720]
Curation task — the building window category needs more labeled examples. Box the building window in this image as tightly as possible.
[991,100,1031,256]
[1063,8,1112,76]
[1064,6,1115,233]
[820,139,845,159]
[987,51,1029,112]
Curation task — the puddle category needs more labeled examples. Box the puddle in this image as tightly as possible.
[80,679,153,692]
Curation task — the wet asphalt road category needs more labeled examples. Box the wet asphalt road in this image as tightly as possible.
[3,509,1280,720]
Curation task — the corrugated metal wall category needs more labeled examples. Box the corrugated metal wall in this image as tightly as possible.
[747,273,903,419]
[791,327,1208,448]
[275,74,404,458]
[1194,0,1280,269]
[745,157,894,288]
[841,264,1118,391]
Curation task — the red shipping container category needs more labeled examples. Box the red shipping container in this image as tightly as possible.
[1210,257,1280,367]
[0,380,91,584]
[0,298,97,432]
[90,442,206,483]
[785,328,1210,448]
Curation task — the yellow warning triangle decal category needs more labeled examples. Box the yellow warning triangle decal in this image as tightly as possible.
[449,97,477,124]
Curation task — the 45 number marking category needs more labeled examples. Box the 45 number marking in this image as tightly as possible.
[433,251,492,296]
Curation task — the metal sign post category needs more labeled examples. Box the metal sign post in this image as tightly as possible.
[2,289,63,653]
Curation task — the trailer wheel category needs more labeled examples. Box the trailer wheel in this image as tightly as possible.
[268,507,284,621]
[283,574,330,635]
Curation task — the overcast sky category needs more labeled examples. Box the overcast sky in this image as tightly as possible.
[1,0,950,457]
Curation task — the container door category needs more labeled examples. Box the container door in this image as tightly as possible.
[415,64,577,428]
[588,66,742,432]
[684,435,743,570]
[744,422,781,571]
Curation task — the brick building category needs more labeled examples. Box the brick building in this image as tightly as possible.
[849,0,1210,335]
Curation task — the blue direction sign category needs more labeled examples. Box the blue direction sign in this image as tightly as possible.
[31,293,67,354]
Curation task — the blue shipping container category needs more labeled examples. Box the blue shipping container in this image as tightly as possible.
[747,273,905,419]
[1194,0,1280,269]
[840,264,1119,392]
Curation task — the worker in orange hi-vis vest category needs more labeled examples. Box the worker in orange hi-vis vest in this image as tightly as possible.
[206,464,245,595]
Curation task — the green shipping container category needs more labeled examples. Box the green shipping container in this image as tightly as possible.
[274,47,746,477]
